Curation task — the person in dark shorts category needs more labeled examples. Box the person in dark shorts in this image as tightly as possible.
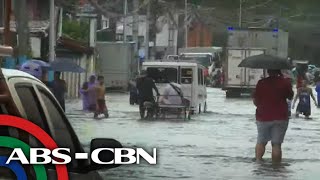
[253,69,294,163]
[94,76,109,119]
[293,80,317,119]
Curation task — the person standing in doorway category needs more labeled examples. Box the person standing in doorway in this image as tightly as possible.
[253,69,294,163]
[51,71,67,111]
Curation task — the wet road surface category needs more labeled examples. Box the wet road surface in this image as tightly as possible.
[66,88,320,180]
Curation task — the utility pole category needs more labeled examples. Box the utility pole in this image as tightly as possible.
[145,0,150,61]
[123,0,127,42]
[185,0,188,47]
[239,0,242,28]
[14,0,30,64]
[133,0,139,73]
[49,0,55,62]
[4,0,11,46]
[58,7,63,38]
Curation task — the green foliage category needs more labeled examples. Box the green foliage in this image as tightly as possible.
[62,18,90,42]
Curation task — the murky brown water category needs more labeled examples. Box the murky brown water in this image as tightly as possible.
[67,88,320,180]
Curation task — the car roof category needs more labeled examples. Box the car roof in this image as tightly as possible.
[142,61,206,68]
[2,68,42,82]
[180,53,213,55]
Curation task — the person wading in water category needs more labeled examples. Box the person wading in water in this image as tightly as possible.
[292,80,317,119]
[88,75,97,112]
[51,72,67,111]
[94,76,109,119]
[136,70,160,119]
[253,69,294,163]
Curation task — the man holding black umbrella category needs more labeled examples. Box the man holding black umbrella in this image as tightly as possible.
[253,69,294,163]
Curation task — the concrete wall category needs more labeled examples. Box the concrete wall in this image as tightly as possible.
[30,37,41,58]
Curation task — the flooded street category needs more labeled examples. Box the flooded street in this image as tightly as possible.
[66,88,320,180]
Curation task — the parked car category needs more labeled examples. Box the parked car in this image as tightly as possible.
[0,68,122,179]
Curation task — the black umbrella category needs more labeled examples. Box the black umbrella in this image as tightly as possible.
[238,54,291,69]
[50,60,85,73]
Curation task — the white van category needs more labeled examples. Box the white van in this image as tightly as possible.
[142,61,207,113]
[0,68,122,179]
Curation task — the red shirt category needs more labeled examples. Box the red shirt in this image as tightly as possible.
[296,76,304,89]
[253,76,294,121]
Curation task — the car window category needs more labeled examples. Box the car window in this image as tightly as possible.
[198,68,204,85]
[147,67,178,83]
[38,89,79,169]
[181,68,193,84]
[15,86,49,132]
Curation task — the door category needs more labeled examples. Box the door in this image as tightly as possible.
[226,49,246,87]
[197,67,206,105]
[180,67,193,107]
[245,49,265,87]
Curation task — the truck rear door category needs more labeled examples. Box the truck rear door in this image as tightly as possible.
[226,49,245,87]
[245,49,265,87]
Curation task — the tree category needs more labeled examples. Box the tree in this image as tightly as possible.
[62,18,90,42]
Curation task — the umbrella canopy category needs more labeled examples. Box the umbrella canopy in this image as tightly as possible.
[238,54,291,70]
[29,59,51,68]
[50,60,85,73]
[20,61,44,79]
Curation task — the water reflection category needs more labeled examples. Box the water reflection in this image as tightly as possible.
[252,160,291,179]
[66,88,320,180]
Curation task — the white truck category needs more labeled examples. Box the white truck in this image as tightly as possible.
[95,42,137,90]
[222,48,265,97]
[222,28,289,97]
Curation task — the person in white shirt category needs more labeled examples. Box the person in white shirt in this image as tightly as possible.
[160,82,182,105]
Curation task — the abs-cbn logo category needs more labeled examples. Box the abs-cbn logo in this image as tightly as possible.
[6,148,157,165]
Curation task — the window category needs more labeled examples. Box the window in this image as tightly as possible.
[116,34,123,41]
[15,86,49,132]
[38,89,78,169]
[180,54,213,67]
[101,15,109,29]
[147,67,178,83]
[181,68,193,84]
[198,68,204,85]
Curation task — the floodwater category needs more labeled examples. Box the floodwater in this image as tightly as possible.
[66,88,320,180]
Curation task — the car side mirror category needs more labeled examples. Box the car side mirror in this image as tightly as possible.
[88,138,123,170]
